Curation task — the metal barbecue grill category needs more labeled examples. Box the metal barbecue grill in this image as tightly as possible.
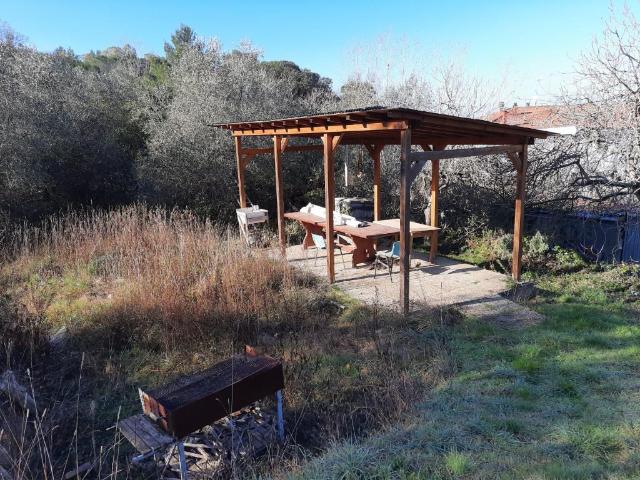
[119,352,285,479]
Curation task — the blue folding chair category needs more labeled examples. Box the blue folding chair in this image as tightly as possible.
[374,241,401,280]
[310,233,353,269]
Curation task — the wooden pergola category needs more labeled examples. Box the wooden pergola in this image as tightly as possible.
[215,107,551,314]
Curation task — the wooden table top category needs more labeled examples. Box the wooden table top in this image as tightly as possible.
[373,219,439,237]
[283,211,325,225]
[285,213,439,240]
[333,223,399,240]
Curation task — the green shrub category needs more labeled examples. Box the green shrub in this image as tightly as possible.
[552,246,587,273]
[455,230,589,275]
[523,231,549,266]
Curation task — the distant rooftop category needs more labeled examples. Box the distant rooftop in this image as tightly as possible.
[488,104,573,127]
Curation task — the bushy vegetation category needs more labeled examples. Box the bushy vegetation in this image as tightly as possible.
[452,230,587,275]
[0,206,453,479]
[3,19,617,248]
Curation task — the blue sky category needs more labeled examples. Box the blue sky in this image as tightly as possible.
[0,0,634,103]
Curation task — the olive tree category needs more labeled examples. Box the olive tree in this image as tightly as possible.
[0,28,144,221]
[137,38,335,220]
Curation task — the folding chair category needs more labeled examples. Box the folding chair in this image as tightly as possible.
[374,241,400,280]
[310,233,355,269]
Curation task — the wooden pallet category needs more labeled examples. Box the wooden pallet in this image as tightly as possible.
[119,414,173,454]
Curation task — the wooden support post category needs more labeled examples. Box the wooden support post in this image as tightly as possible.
[366,144,383,221]
[366,144,384,220]
[512,143,528,282]
[273,136,286,255]
[323,134,336,283]
[234,136,247,208]
[373,152,381,221]
[430,158,439,263]
[399,128,412,315]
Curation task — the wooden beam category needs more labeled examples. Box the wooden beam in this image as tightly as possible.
[408,144,521,184]
[430,158,440,263]
[322,134,336,283]
[365,144,384,221]
[507,152,522,171]
[234,136,247,208]
[405,144,434,187]
[399,128,412,315]
[332,133,344,150]
[240,144,323,157]
[231,120,409,137]
[409,144,523,163]
[273,135,286,255]
[512,143,528,282]
[337,134,529,146]
[280,137,289,153]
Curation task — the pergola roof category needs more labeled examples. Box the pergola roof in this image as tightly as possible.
[214,107,552,145]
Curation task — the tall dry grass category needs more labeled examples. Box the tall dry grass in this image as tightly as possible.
[4,205,314,350]
[0,205,452,479]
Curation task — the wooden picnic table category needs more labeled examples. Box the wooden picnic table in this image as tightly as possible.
[285,212,440,266]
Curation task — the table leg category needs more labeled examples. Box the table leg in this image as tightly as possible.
[301,222,323,249]
[349,237,376,266]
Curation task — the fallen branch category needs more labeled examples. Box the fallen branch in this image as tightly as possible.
[63,462,93,480]
[0,371,36,413]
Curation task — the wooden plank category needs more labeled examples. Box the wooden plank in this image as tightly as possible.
[234,136,247,208]
[399,128,412,315]
[231,120,409,137]
[512,143,528,281]
[323,134,336,283]
[119,414,173,453]
[273,135,286,255]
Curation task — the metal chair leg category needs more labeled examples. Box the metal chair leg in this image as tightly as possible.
[339,248,347,270]
[276,390,285,442]
[177,441,188,479]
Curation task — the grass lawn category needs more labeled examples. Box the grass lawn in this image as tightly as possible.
[292,279,640,479]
